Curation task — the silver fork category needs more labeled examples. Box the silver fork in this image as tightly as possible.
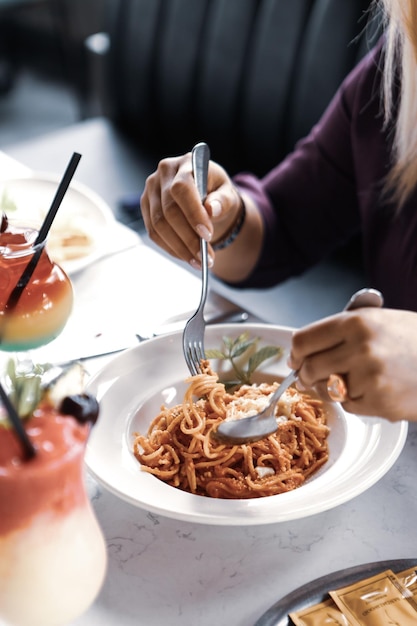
[182,142,211,375]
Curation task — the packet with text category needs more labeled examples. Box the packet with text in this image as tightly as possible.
[290,597,352,625]
[396,566,417,597]
[330,569,417,625]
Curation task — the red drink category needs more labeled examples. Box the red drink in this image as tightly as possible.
[0,402,107,626]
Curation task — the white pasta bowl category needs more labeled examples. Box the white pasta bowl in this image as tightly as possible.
[85,323,408,526]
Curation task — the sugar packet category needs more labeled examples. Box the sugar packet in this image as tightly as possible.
[329,569,417,625]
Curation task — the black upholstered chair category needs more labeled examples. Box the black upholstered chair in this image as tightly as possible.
[0,0,76,95]
[8,0,382,240]
[88,0,382,178]
[5,0,381,319]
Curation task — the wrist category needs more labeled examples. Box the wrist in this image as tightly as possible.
[212,195,246,251]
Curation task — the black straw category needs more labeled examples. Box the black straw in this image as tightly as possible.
[3,152,82,315]
[35,152,82,246]
[0,381,36,459]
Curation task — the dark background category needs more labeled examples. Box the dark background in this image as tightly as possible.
[0,0,105,145]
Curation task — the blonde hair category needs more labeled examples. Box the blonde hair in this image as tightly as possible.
[380,0,417,206]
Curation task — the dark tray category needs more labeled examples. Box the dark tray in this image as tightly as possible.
[254,558,417,626]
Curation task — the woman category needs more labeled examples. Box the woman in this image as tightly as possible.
[140,0,417,423]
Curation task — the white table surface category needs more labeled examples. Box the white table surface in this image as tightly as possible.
[1,150,416,626]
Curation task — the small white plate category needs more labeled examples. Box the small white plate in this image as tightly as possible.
[85,324,408,526]
[0,173,118,275]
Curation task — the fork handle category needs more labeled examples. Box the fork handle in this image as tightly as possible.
[192,142,210,311]
[199,238,209,309]
[192,142,210,201]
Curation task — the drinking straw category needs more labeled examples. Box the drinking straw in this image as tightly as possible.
[35,152,82,246]
[4,152,82,312]
[0,381,36,459]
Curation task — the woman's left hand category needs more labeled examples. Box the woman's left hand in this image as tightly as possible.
[288,307,417,422]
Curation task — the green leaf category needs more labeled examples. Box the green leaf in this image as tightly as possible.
[17,376,42,418]
[0,190,17,213]
[206,333,283,386]
[222,335,237,351]
[4,358,53,418]
[230,340,254,358]
[228,332,250,349]
[247,346,282,376]
[205,349,227,359]
[224,379,243,391]
[6,358,17,384]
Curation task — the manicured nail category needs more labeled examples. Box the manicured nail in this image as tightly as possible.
[196,224,212,241]
[295,379,306,392]
[209,200,222,218]
[196,251,214,267]
[190,258,201,270]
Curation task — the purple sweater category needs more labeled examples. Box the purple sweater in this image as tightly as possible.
[234,40,417,311]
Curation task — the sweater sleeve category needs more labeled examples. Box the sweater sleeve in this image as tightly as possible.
[232,42,383,289]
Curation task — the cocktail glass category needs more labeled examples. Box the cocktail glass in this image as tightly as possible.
[0,218,107,625]
[0,404,108,626]
[0,219,73,352]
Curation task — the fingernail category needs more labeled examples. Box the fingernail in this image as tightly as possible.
[196,224,212,242]
[295,379,306,392]
[209,200,222,218]
[190,258,201,270]
[196,251,214,267]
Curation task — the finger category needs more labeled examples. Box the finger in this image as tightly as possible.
[142,202,184,260]
[142,161,207,263]
[312,379,340,402]
[141,176,187,259]
[141,155,238,266]
[169,157,213,236]
[309,346,388,416]
[205,180,242,223]
[290,315,347,370]
[296,339,353,389]
[312,377,362,414]
[163,161,241,263]
[290,311,376,381]
[336,391,388,419]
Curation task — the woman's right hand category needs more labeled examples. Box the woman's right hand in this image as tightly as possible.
[141,153,243,269]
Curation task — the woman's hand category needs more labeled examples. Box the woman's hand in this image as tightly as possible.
[288,307,417,422]
[141,153,243,269]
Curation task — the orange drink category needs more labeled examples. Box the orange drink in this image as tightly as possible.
[0,222,73,351]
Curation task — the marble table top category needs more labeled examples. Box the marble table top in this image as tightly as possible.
[1,141,416,626]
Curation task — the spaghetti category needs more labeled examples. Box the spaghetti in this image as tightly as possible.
[133,362,330,499]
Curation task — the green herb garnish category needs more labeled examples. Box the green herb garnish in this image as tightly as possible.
[6,359,49,418]
[0,189,17,213]
[206,332,282,388]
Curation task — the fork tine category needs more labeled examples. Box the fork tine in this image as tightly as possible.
[190,341,205,373]
[184,346,198,376]
[183,340,204,376]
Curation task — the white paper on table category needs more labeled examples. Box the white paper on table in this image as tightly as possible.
[0,153,31,179]
[35,239,204,364]
[0,151,225,364]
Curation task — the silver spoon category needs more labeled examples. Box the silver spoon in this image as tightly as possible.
[212,288,384,444]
